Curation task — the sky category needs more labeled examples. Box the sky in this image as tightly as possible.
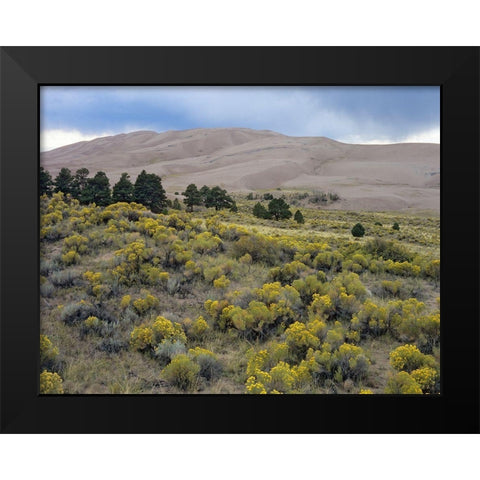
[40,86,439,152]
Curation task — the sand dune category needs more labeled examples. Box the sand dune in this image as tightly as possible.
[41,128,440,212]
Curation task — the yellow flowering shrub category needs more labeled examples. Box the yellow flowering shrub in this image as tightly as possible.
[61,250,80,265]
[385,371,422,394]
[152,316,187,344]
[389,344,436,373]
[213,275,230,290]
[161,354,200,391]
[132,293,159,315]
[40,370,64,394]
[359,389,373,394]
[308,294,334,321]
[120,294,131,310]
[40,334,59,366]
[63,234,89,253]
[84,315,101,331]
[189,316,210,339]
[285,321,320,358]
[245,376,267,394]
[269,361,296,392]
[129,326,154,352]
[411,367,439,393]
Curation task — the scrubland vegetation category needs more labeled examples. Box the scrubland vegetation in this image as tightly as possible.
[40,173,440,394]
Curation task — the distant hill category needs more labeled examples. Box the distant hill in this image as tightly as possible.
[41,128,440,212]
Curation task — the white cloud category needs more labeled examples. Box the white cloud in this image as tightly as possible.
[40,129,128,152]
[338,127,440,145]
[402,127,440,143]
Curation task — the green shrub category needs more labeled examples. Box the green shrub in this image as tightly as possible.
[161,354,200,391]
[385,371,422,394]
[351,223,365,238]
[154,340,187,364]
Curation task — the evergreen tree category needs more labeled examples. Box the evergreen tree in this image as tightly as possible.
[40,166,53,196]
[172,198,182,210]
[182,183,202,212]
[81,171,111,206]
[112,172,134,203]
[71,168,90,199]
[294,209,305,224]
[204,186,235,211]
[268,198,292,220]
[199,185,211,205]
[253,202,271,219]
[133,170,167,213]
[54,167,74,195]
[351,223,365,238]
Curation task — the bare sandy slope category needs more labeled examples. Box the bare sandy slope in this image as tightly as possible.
[41,128,440,212]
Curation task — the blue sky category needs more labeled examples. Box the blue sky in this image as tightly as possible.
[40,86,439,151]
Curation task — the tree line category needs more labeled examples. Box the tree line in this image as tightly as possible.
[40,167,237,213]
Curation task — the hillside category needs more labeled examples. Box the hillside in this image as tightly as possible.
[41,128,440,212]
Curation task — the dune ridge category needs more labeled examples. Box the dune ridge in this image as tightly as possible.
[41,128,440,212]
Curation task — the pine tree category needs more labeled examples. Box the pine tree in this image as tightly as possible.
[133,170,167,213]
[294,209,305,224]
[351,223,365,238]
[40,166,53,196]
[112,172,134,203]
[81,171,111,206]
[204,186,235,211]
[199,185,211,205]
[253,202,270,219]
[71,168,90,200]
[54,168,74,195]
[182,183,202,212]
[268,198,292,220]
[172,198,182,210]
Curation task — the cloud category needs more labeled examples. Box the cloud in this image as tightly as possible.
[40,86,440,148]
[339,128,440,145]
[41,129,117,152]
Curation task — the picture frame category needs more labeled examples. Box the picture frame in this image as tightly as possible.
[1,46,478,433]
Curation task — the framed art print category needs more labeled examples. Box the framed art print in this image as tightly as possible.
[1,47,479,433]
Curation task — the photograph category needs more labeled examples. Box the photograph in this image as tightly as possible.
[39,85,441,395]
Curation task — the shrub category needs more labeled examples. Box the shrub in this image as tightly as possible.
[359,389,373,394]
[333,343,370,381]
[40,334,59,368]
[385,371,422,394]
[294,210,305,224]
[364,237,413,262]
[132,293,159,315]
[245,377,267,394]
[285,322,320,359]
[154,340,187,364]
[60,300,97,325]
[213,275,230,290]
[189,316,210,339]
[61,250,80,265]
[40,370,64,394]
[51,269,79,287]
[130,326,154,352]
[351,223,365,238]
[152,316,187,344]
[411,367,439,393]
[161,354,200,391]
[392,222,400,231]
[269,361,296,392]
[313,251,343,272]
[389,344,436,373]
[189,347,222,380]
